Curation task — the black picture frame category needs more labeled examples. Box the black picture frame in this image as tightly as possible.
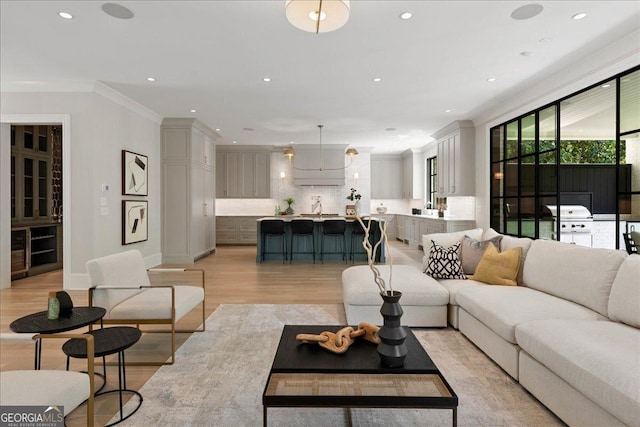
[122,150,148,196]
[122,200,148,245]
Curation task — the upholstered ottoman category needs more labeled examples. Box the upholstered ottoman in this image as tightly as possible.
[342,265,449,327]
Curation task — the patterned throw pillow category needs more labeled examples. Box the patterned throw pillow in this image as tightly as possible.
[424,241,467,280]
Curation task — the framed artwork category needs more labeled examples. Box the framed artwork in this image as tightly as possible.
[122,200,148,245]
[122,150,148,196]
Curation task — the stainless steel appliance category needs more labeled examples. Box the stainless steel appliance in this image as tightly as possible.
[546,205,593,247]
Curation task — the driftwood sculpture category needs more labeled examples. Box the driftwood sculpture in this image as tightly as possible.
[296,322,381,354]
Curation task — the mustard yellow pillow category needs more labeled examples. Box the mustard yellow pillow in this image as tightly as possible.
[469,243,522,286]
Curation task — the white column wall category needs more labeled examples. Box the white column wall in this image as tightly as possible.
[1,90,161,289]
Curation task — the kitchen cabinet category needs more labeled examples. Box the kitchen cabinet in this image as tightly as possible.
[434,120,475,197]
[402,150,424,199]
[370,155,403,199]
[216,216,261,244]
[216,149,271,198]
[161,118,218,263]
[373,214,396,241]
[395,214,475,249]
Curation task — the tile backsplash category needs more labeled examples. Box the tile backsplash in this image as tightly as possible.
[216,150,475,219]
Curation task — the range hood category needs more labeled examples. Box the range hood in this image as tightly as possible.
[292,144,347,186]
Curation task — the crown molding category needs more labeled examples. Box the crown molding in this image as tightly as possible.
[93,81,162,124]
[0,80,162,124]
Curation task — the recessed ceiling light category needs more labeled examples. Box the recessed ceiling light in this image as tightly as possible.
[146,77,156,82]
[373,77,382,82]
[101,3,134,20]
[58,11,73,19]
[215,128,221,132]
[263,77,271,82]
[385,128,396,132]
[602,84,611,88]
[399,12,413,20]
[571,12,587,20]
[444,109,452,113]
[520,51,535,57]
[486,78,496,82]
[243,127,254,131]
[233,141,237,144]
[290,141,295,144]
[539,37,553,43]
[511,4,543,20]
[190,109,196,113]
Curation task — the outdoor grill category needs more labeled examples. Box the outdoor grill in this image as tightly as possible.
[546,205,593,247]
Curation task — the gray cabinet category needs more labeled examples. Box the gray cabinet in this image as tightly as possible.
[434,120,475,197]
[395,214,476,249]
[371,155,402,199]
[216,149,271,198]
[402,150,424,199]
[216,216,260,244]
[161,118,218,263]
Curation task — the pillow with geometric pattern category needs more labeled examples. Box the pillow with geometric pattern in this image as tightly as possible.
[424,241,467,280]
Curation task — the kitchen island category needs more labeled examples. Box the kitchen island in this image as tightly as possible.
[256,217,386,263]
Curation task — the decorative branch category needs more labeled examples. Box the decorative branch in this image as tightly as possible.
[356,215,393,295]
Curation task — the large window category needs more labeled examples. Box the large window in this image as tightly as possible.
[425,156,437,210]
[490,66,640,250]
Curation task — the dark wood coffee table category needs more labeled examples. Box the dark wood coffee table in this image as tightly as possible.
[262,325,458,426]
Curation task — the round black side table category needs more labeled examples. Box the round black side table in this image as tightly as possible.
[62,326,143,426]
[10,306,106,369]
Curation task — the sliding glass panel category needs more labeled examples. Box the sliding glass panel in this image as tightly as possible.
[490,198,505,232]
[539,196,558,240]
[620,70,640,134]
[521,155,536,196]
[505,160,518,197]
[621,132,639,192]
[521,113,536,155]
[520,197,536,238]
[491,163,504,197]
[491,126,504,162]
[505,197,519,235]
[506,121,519,159]
[539,105,557,152]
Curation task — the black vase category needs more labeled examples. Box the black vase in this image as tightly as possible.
[377,291,408,367]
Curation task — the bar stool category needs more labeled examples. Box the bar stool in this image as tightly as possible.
[320,219,347,264]
[260,219,286,263]
[289,219,315,263]
[350,219,367,263]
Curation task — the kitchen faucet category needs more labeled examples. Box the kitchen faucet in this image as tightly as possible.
[311,196,322,216]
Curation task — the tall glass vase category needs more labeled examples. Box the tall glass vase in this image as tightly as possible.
[377,291,408,367]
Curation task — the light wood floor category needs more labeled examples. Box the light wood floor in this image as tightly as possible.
[0,241,423,426]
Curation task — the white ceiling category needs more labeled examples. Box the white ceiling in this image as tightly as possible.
[1,1,638,153]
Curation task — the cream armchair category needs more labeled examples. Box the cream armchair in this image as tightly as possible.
[0,333,95,427]
[86,249,205,365]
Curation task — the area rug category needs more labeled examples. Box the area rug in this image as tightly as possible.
[113,304,563,426]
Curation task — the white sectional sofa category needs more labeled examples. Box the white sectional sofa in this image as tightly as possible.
[342,228,640,426]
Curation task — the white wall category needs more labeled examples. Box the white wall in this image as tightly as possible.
[473,30,640,229]
[1,87,162,289]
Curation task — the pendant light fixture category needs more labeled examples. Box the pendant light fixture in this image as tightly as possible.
[284,125,358,171]
[285,0,350,34]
